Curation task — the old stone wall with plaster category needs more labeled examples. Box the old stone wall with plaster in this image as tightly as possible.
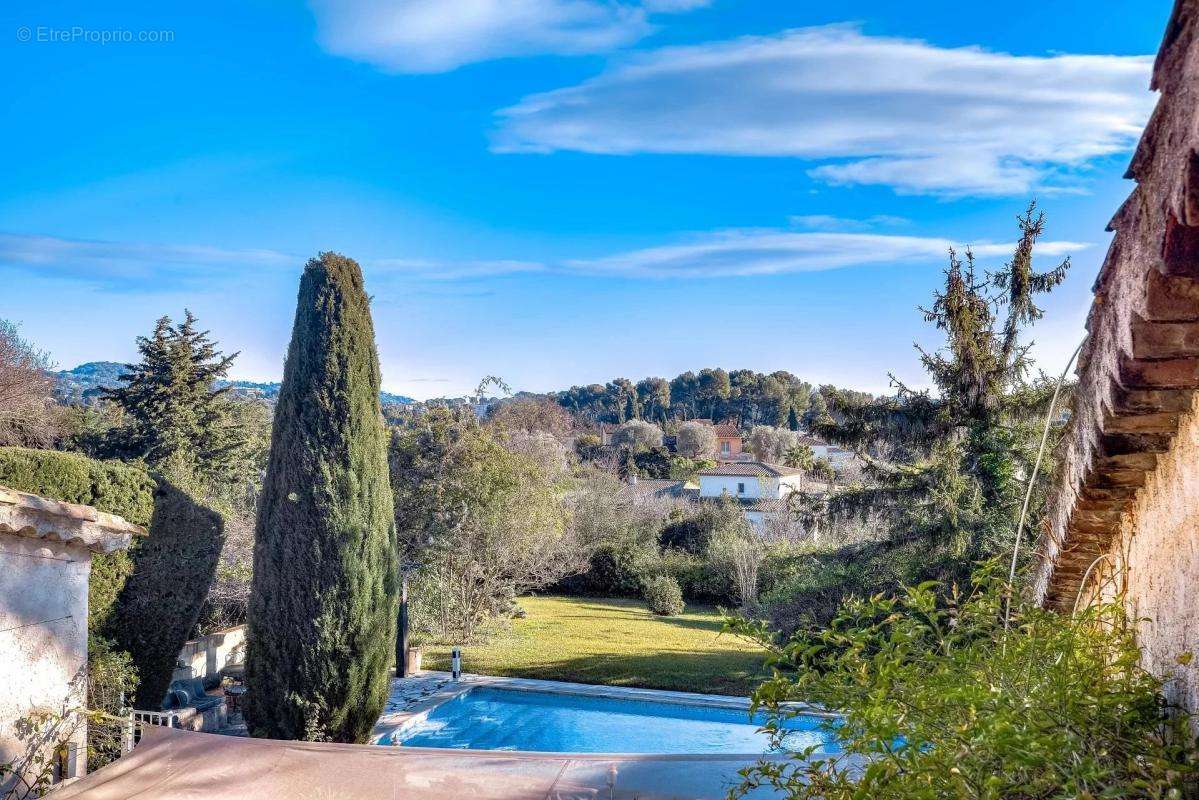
[0,535,91,788]
[1087,391,1199,716]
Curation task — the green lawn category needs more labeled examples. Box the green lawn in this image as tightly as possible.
[419,595,769,696]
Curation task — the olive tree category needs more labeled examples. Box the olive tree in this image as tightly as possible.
[676,421,717,459]
[612,419,663,449]
[391,408,582,640]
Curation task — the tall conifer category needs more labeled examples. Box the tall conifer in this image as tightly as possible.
[245,253,397,742]
[103,311,240,481]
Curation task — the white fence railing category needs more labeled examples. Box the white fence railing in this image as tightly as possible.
[124,710,184,752]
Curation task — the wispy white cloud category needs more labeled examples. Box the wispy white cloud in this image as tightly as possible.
[371,257,544,280]
[309,0,709,74]
[564,228,1091,278]
[787,214,910,232]
[0,233,542,290]
[0,228,1091,288]
[493,24,1155,195]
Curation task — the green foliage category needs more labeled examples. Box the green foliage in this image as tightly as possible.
[0,445,155,524]
[782,204,1071,628]
[246,252,398,743]
[667,455,714,481]
[760,537,961,638]
[659,500,746,554]
[627,445,670,478]
[84,636,139,771]
[564,539,658,597]
[729,564,1197,799]
[783,443,814,470]
[558,368,818,429]
[108,479,224,710]
[392,406,577,641]
[573,432,602,461]
[0,446,155,631]
[642,574,685,616]
[101,311,245,485]
[0,446,223,769]
[660,547,734,604]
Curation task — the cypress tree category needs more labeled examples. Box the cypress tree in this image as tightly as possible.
[245,252,397,742]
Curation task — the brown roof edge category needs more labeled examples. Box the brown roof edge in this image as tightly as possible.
[1031,0,1199,610]
[0,485,144,554]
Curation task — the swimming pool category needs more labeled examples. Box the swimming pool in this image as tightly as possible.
[378,686,836,755]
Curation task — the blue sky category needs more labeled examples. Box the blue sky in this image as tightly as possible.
[0,0,1172,399]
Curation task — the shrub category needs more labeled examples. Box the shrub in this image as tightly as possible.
[667,455,714,481]
[643,575,685,616]
[659,500,745,555]
[246,253,398,743]
[573,432,602,461]
[629,445,670,478]
[728,563,1199,799]
[562,540,661,597]
[660,547,734,605]
[0,446,155,525]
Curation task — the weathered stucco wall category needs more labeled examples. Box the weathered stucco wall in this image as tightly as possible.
[1085,391,1199,715]
[0,535,91,788]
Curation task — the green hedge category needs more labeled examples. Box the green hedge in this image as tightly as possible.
[0,446,155,524]
[0,447,224,710]
[0,447,155,629]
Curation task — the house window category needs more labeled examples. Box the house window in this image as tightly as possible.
[737,482,745,494]
[721,441,731,454]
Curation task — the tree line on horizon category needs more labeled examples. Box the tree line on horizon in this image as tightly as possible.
[553,369,873,430]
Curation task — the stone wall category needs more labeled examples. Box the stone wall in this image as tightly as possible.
[1083,391,1199,715]
[1031,0,1199,716]
[0,535,92,791]
[0,486,139,793]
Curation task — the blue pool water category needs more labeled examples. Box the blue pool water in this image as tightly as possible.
[381,687,836,754]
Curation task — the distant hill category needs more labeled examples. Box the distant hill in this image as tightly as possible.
[52,361,414,405]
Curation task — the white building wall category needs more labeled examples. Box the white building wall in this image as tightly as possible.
[0,535,91,789]
[698,475,762,499]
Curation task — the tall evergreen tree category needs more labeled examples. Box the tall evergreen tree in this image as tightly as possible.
[103,311,241,481]
[817,203,1070,566]
[245,253,397,743]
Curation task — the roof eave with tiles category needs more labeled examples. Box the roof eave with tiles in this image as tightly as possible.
[1032,0,1199,610]
[0,485,144,554]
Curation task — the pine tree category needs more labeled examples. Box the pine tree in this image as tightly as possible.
[103,311,241,482]
[244,253,397,742]
[817,203,1070,564]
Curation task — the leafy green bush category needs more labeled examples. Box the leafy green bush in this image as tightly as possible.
[660,547,734,604]
[0,446,156,524]
[563,540,661,597]
[760,536,969,637]
[642,575,685,616]
[728,563,1198,799]
[659,501,744,554]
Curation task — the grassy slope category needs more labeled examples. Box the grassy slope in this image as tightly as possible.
[420,595,768,696]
